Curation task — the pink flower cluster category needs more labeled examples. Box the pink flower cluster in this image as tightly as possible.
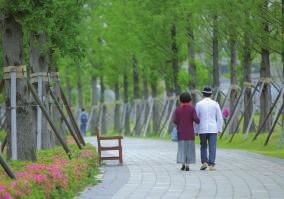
[81,150,96,158]
[0,148,96,199]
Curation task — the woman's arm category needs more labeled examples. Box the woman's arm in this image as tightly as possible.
[192,108,200,124]
[173,109,179,125]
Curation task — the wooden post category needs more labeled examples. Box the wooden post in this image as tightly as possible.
[162,98,177,137]
[157,99,169,131]
[0,153,16,179]
[143,98,154,136]
[159,98,174,134]
[1,134,7,153]
[221,87,232,110]
[36,76,43,150]
[27,80,72,159]
[48,86,82,149]
[10,68,17,160]
[253,88,283,141]
[264,101,284,145]
[59,86,86,146]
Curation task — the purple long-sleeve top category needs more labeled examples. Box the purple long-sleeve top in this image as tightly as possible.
[173,103,200,140]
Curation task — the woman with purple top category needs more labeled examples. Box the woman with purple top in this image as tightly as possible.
[173,92,200,171]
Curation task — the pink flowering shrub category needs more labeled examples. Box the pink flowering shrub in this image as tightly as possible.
[0,144,98,199]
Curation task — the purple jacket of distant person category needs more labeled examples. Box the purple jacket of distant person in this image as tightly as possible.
[173,103,200,140]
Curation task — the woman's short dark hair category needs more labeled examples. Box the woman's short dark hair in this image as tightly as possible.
[180,92,192,103]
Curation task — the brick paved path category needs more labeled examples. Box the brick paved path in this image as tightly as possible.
[77,137,284,199]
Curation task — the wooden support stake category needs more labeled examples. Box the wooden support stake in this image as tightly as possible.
[27,80,72,159]
[221,87,231,110]
[220,88,245,139]
[10,69,17,160]
[162,98,177,137]
[253,88,283,141]
[157,99,169,131]
[143,98,154,136]
[214,87,220,101]
[1,134,7,153]
[0,153,16,179]
[36,76,43,150]
[59,86,86,146]
[48,86,82,149]
[264,101,284,146]
[229,81,260,142]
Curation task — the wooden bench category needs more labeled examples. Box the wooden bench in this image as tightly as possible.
[95,128,123,164]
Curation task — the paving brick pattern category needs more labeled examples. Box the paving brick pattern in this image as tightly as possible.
[77,137,284,199]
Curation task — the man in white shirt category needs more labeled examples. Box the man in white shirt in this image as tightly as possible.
[195,87,223,171]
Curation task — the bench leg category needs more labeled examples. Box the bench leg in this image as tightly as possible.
[119,148,123,164]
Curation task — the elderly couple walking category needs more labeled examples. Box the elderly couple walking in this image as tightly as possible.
[173,87,223,171]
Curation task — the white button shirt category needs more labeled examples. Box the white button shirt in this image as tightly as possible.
[195,97,223,134]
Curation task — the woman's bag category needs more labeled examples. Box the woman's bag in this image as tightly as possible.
[171,126,178,142]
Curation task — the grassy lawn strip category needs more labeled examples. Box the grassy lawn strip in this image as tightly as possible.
[0,144,99,199]
[217,131,284,159]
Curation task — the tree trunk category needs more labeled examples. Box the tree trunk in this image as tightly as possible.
[77,65,83,110]
[243,30,254,133]
[213,16,220,102]
[133,55,140,99]
[49,67,66,146]
[165,75,174,97]
[259,0,272,133]
[133,55,141,135]
[151,80,159,133]
[114,82,121,133]
[3,15,37,161]
[142,68,149,100]
[123,73,130,135]
[100,76,107,134]
[171,24,180,95]
[65,70,72,104]
[187,15,197,105]
[90,75,97,136]
[29,31,54,149]
[229,37,238,134]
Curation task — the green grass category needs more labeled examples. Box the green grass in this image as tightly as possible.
[216,131,284,159]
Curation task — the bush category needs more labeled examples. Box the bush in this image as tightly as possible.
[0,144,99,199]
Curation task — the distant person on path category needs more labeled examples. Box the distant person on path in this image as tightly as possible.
[223,107,230,125]
[195,87,223,171]
[79,108,89,137]
[173,92,200,171]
